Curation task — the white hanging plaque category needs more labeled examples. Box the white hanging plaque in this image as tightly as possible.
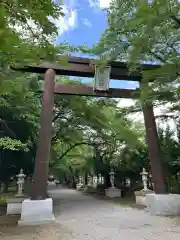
[94,65,111,91]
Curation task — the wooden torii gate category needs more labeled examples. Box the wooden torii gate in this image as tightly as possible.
[13,56,168,200]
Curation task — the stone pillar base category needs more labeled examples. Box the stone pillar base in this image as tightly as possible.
[18,198,55,226]
[76,184,84,190]
[105,187,121,198]
[84,186,89,191]
[134,189,154,207]
[84,185,97,193]
[7,197,25,215]
[146,193,180,216]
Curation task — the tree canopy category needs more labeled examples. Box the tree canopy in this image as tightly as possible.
[90,0,180,113]
[1,0,180,195]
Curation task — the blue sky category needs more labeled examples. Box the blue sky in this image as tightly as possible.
[56,0,139,89]
[57,0,108,47]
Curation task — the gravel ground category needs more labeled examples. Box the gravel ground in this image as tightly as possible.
[50,188,180,240]
[0,218,72,240]
[1,188,180,240]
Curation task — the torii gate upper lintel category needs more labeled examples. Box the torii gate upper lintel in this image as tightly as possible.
[12,56,159,81]
[12,56,168,200]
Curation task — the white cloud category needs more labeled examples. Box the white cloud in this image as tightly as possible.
[11,5,77,44]
[118,99,135,108]
[83,18,92,27]
[99,0,111,8]
[88,0,111,9]
[50,6,77,36]
[88,0,99,7]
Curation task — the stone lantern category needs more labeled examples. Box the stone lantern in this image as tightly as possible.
[134,168,154,207]
[16,169,26,197]
[76,176,84,190]
[141,168,148,191]
[87,175,92,186]
[109,170,115,187]
[105,169,121,198]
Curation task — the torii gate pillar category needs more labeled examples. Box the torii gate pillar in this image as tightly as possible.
[18,69,55,226]
[142,104,168,194]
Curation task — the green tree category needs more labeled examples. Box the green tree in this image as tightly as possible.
[0,0,65,67]
[0,0,69,189]
[92,0,179,104]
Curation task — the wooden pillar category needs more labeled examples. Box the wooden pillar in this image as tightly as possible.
[31,69,55,200]
[142,103,168,194]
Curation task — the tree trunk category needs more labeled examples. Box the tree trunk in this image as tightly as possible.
[84,172,88,185]
[72,177,76,189]
[104,173,110,188]
[0,182,4,193]
[3,180,9,193]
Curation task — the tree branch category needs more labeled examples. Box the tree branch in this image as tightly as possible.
[0,119,16,138]
[57,142,95,162]
[53,102,69,122]
[170,15,180,27]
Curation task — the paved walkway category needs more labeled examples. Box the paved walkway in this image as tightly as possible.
[49,187,180,240]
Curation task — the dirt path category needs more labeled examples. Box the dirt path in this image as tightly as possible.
[51,188,180,240]
[0,216,72,240]
[1,188,180,240]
